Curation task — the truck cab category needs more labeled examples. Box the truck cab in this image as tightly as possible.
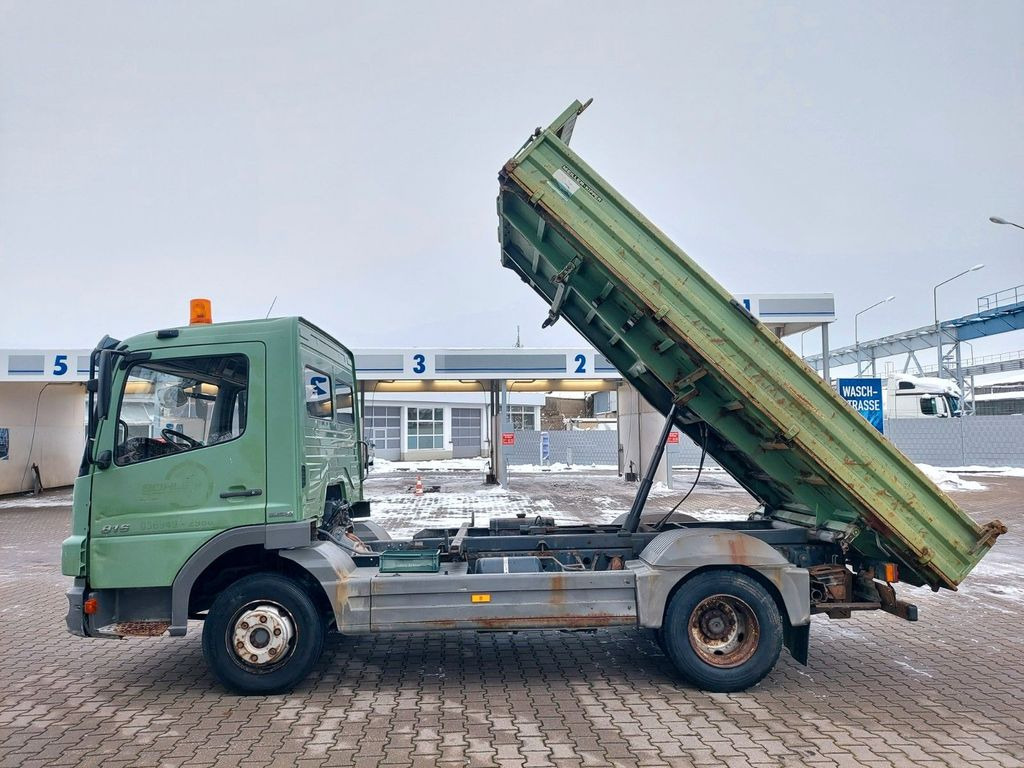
[886,375,963,419]
[63,315,365,642]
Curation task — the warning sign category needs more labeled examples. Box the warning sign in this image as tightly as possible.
[501,432,515,446]
[667,432,680,444]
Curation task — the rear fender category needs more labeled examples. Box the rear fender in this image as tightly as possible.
[631,528,810,629]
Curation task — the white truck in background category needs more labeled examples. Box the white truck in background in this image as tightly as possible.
[885,374,963,419]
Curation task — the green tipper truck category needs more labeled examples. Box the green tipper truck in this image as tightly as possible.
[64,103,1005,695]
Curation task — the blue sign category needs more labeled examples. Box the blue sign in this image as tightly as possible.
[838,378,884,434]
[540,431,550,463]
[309,375,328,396]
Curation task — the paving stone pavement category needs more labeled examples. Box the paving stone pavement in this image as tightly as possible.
[1,472,1022,767]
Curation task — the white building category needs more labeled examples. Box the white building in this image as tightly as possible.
[361,391,544,461]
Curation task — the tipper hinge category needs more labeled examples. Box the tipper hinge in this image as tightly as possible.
[761,427,798,451]
[552,256,581,285]
[671,368,707,404]
[542,258,582,329]
[834,522,862,553]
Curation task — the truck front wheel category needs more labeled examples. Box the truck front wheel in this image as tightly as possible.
[662,571,783,692]
[202,573,324,695]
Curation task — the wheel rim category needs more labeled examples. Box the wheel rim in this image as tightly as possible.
[228,600,296,671]
[687,593,760,668]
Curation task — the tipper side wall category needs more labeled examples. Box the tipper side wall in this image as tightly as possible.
[497,100,1004,590]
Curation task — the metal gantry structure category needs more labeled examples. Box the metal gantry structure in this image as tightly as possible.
[804,284,1024,411]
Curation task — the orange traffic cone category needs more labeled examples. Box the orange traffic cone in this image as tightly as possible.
[414,476,424,496]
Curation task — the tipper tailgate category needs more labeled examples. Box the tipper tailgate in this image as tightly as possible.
[496,99,1005,590]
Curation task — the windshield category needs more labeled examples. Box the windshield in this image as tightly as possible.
[947,394,962,417]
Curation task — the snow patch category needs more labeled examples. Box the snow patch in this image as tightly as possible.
[892,659,934,679]
[370,457,619,474]
[687,508,750,522]
[366,486,635,539]
[510,462,618,473]
[0,491,72,509]
[367,489,536,539]
[370,457,489,473]
[915,464,987,491]
[940,466,1024,477]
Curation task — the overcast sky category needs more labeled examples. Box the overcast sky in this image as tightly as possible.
[1,2,1021,360]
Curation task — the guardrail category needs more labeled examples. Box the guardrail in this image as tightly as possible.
[978,284,1023,313]
[919,349,1024,378]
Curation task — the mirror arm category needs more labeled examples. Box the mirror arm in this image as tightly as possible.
[358,440,371,481]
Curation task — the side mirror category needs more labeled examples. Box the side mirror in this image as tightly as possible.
[358,440,371,481]
[94,450,112,470]
[159,385,188,409]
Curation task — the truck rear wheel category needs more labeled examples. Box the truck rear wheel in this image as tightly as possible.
[662,571,782,692]
[202,573,324,695]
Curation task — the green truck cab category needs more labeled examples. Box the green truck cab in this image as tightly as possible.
[64,102,1004,697]
[64,317,368,683]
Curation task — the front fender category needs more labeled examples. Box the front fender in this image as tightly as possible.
[279,543,370,633]
[631,528,810,629]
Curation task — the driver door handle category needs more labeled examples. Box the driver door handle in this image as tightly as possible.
[220,488,263,499]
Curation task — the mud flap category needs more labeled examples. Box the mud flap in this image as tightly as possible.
[785,622,810,666]
[65,581,86,637]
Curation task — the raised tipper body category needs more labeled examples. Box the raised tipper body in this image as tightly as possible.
[497,99,1004,592]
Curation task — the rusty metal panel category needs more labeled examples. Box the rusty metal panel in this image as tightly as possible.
[496,100,1005,591]
[369,570,637,632]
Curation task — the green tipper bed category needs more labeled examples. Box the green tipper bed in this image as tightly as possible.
[497,99,1005,590]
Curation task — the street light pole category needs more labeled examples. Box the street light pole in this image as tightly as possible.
[800,328,814,360]
[933,264,984,378]
[854,296,895,376]
[990,216,1024,231]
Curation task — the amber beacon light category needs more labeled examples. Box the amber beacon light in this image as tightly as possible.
[190,298,213,325]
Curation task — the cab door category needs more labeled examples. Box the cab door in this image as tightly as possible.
[88,343,266,589]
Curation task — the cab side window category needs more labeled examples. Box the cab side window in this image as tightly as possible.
[334,380,354,425]
[304,366,333,419]
[114,354,249,466]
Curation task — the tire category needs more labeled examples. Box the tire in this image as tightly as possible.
[662,570,783,693]
[202,573,325,695]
